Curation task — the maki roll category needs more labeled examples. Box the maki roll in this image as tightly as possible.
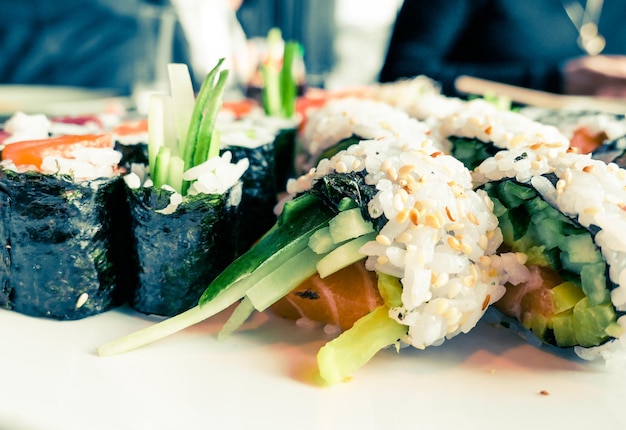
[217,118,278,254]
[98,131,507,385]
[0,133,129,320]
[125,160,244,317]
[124,61,249,317]
[477,152,626,363]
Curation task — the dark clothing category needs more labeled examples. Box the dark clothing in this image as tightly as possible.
[0,0,190,95]
[379,0,626,96]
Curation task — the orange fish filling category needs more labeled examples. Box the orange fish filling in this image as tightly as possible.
[270,260,384,331]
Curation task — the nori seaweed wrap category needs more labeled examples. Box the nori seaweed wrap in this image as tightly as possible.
[126,183,242,317]
[0,170,130,320]
[218,121,278,254]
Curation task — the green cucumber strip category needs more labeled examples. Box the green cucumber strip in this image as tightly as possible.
[279,41,300,118]
[153,146,171,189]
[207,128,221,161]
[308,227,336,254]
[167,63,196,148]
[97,279,252,357]
[218,297,256,341]
[317,306,406,385]
[182,58,225,171]
[328,207,374,243]
[166,155,185,194]
[199,194,335,304]
[246,246,324,312]
[261,63,281,116]
[196,70,229,162]
[316,232,375,279]
[97,193,334,356]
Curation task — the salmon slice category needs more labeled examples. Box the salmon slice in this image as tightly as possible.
[270,260,383,331]
[2,134,114,170]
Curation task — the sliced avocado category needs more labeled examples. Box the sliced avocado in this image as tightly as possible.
[572,298,616,347]
[552,282,586,314]
[580,262,610,306]
[552,310,577,347]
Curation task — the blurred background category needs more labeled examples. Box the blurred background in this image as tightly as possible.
[236,0,403,89]
[0,0,403,100]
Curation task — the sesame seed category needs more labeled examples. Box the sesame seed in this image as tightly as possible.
[396,209,409,223]
[409,208,420,225]
[447,236,462,251]
[467,211,479,225]
[445,206,456,222]
[335,160,348,173]
[462,275,476,288]
[582,165,595,173]
[482,294,491,310]
[478,235,489,250]
[399,164,415,175]
[461,242,473,255]
[479,255,492,266]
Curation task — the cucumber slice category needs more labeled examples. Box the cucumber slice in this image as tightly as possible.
[308,227,336,254]
[328,207,374,243]
[218,297,256,341]
[246,246,323,311]
[316,233,375,278]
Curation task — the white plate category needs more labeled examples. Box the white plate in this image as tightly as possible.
[2,305,626,430]
[0,85,131,117]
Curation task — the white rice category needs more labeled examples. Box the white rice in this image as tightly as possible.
[296,97,445,175]
[287,133,506,349]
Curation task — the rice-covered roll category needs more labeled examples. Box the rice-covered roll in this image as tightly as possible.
[97,132,507,386]
[0,133,130,320]
[478,149,626,365]
[434,99,571,183]
[520,107,626,167]
[295,97,444,175]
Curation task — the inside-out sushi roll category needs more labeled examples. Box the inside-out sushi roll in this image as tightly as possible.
[97,130,508,385]
[0,133,130,320]
[295,97,445,175]
[477,151,626,364]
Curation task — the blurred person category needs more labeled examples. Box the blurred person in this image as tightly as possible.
[0,0,189,95]
[379,0,626,98]
[170,0,249,95]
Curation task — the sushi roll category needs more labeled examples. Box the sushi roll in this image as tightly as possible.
[477,150,626,364]
[98,131,508,385]
[124,61,249,317]
[0,133,130,320]
[216,117,278,254]
[295,97,444,175]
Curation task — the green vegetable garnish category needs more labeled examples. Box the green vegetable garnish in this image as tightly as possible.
[148,60,229,194]
[96,173,379,357]
[260,28,302,118]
